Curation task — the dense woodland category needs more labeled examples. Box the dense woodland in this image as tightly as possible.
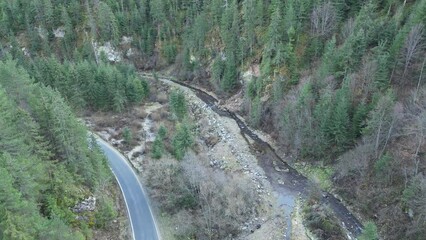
[0,0,425,239]
[0,59,117,239]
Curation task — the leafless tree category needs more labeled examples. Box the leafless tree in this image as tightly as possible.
[402,100,426,177]
[363,93,402,158]
[337,143,373,179]
[350,57,376,101]
[402,24,425,79]
[341,18,355,40]
[414,56,426,102]
[311,2,337,38]
[181,154,256,239]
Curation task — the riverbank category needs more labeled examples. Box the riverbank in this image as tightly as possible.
[142,73,364,239]
[85,77,297,239]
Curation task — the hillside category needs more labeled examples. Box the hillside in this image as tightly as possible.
[0,59,128,239]
[0,0,425,239]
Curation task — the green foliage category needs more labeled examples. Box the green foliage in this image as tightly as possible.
[302,202,345,239]
[172,123,193,160]
[359,221,379,240]
[352,102,370,138]
[2,1,426,238]
[211,56,225,89]
[262,4,286,75]
[162,42,177,64]
[169,89,187,120]
[94,197,117,228]
[97,2,119,43]
[0,59,113,238]
[31,58,149,111]
[374,153,392,175]
[330,86,352,150]
[221,54,238,92]
[242,0,258,55]
[126,76,149,105]
[152,126,167,159]
[151,138,164,159]
[249,96,262,127]
[158,125,167,139]
[122,127,132,144]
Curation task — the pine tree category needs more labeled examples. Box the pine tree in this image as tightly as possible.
[97,2,119,43]
[169,89,187,120]
[211,56,225,89]
[331,86,352,150]
[151,125,167,159]
[191,12,209,56]
[249,96,262,127]
[126,76,148,104]
[359,221,379,240]
[262,4,286,75]
[123,127,132,144]
[172,123,193,160]
[242,0,258,55]
[222,53,238,92]
[373,41,391,90]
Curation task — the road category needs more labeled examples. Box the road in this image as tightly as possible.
[96,137,160,240]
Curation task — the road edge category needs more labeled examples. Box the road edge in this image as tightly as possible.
[94,134,162,240]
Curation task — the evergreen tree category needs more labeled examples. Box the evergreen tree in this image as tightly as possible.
[262,3,286,75]
[331,86,352,150]
[222,53,238,92]
[172,123,193,160]
[97,2,119,43]
[359,221,379,240]
[123,127,133,144]
[169,89,187,120]
[242,0,258,55]
[151,125,167,159]
[373,41,391,90]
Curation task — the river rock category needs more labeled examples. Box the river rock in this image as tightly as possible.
[72,196,96,213]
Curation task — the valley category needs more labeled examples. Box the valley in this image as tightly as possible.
[87,73,363,239]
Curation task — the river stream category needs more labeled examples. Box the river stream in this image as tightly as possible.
[142,73,364,239]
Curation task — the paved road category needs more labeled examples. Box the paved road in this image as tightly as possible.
[96,137,160,240]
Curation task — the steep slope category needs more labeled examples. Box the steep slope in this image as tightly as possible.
[0,60,120,239]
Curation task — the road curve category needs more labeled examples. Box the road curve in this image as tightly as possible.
[95,137,160,240]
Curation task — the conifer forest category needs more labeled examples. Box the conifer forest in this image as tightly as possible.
[0,0,425,239]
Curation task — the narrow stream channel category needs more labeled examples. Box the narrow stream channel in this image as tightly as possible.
[142,73,364,239]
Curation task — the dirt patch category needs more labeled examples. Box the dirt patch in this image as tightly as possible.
[291,200,310,240]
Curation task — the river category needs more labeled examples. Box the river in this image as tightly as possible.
[141,73,364,239]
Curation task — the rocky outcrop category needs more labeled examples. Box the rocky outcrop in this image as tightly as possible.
[72,196,96,213]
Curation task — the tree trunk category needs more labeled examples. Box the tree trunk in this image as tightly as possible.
[414,56,426,102]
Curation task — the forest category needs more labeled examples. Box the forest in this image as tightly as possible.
[0,58,118,239]
[0,0,425,239]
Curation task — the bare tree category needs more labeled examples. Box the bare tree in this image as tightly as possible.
[337,143,374,179]
[341,18,355,40]
[181,154,255,239]
[414,56,426,102]
[402,24,425,79]
[311,2,337,38]
[363,92,402,158]
[402,101,426,177]
[351,56,377,101]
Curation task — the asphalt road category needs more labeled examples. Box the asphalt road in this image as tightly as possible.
[96,137,160,240]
